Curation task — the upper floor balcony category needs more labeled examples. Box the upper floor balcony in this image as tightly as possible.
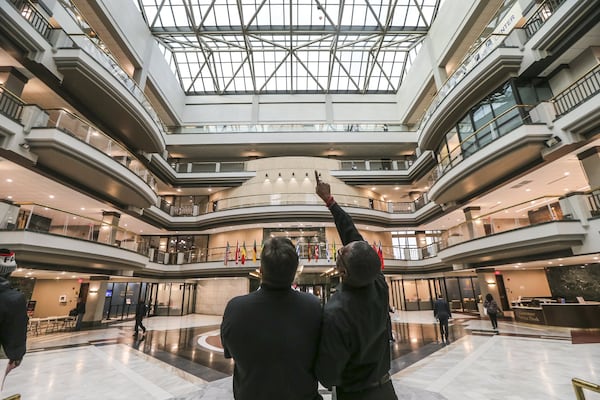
[0,0,57,58]
[143,190,440,231]
[438,196,589,266]
[428,105,551,205]
[418,33,522,150]
[25,108,159,209]
[53,34,166,153]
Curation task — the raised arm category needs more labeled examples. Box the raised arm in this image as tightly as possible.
[315,171,363,245]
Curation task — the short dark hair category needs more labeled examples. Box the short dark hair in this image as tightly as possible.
[344,241,380,287]
[261,237,299,287]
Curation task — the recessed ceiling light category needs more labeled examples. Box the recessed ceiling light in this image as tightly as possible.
[525,188,531,192]
[564,172,570,176]
[80,207,85,210]
[49,195,55,199]
[7,196,12,199]
[394,187,399,190]
[371,187,376,191]
[6,178,12,183]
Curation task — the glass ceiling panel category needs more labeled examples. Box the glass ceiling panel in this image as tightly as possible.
[135,0,441,95]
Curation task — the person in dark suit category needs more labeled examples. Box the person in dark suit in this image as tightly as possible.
[74,297,86,331]
[433,295,452,344]
[221,237,323,400]
[314,173,397,400]
[134,301,148,337]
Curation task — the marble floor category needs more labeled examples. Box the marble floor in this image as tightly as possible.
[1,312,599,400]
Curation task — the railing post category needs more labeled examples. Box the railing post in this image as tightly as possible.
[559,192,591,226]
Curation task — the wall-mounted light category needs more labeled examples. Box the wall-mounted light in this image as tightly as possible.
[265,173,269,178]
[486,280,496,286]
[292,172,295,177]
[278,172,281,177]
[89,288,99,294]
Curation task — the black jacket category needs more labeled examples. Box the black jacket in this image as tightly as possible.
[0,279,27,361]
[221,285,323,400]
[433,298,451,320]
[135,303,148,319]
[315,202,392,392]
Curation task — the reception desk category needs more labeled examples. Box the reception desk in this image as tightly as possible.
[513,303,600,328]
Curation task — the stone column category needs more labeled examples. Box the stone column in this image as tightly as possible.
[463,206,485,240]
[98,211,121,245]
[578,147,600,190]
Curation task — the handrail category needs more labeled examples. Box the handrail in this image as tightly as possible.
[552,64,600,117]
[7,0,53,40]
[523,0,567,38]
[10,202,149,255]
[419,32,511,129]
[167,123,406,134]
[433,104,533,180]
[44,108,158,192]
[572,377,600,400]
[158,192,429,215]
[0,85,26,122]
[438,195,566,249]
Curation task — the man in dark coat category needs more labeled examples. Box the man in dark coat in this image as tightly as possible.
[433,295,452,344]
[0,249,27,372]
[134,301,148,337]
[221,236,323,400]
[314,173,398,400]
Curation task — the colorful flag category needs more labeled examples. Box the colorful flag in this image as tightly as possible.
[224,241,230,266]
[326,240,331,263]
[252,240,257,263]
[378,241,384,270]
[296,241,301,258]
[235,241,240,264]
[308,244,312,261]
[314,244,319,261]
[241,241,247,265]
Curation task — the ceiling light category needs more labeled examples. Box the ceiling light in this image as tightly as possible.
[6,179,12,183]
[49,195,55,199]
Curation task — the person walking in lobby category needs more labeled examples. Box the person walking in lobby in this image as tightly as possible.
[484,293,500,331]
[314,172,398,400]
[221,236,323,400]
[134,300,148,337]
[433,294,452,344]
[73,297,86,331]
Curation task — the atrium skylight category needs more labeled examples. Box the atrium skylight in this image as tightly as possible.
[134,0,441,95]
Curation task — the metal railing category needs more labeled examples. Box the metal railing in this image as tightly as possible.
[587,189,600,217]
[167,123,405,134]
[45,109,158,192]
[438,196,565,249]
[420,33,511,129]
[339,158,415,171]
[157,192,429,216]
[0,86,25,122]
[5,203,150,256]
[572,378,600,400]
[552,64,600,117]
[432,105,533,182]
[169,160,247,173]
[523,0,567,38]
[8,0,53,40]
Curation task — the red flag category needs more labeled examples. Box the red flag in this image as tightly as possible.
[378,241,384,270]
[241,242,247,265]
[314,244,319,261]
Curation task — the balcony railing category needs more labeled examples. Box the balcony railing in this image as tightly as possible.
[420,33,511,129]
[147,241,440,266]
[552,64,600,117]
[523,0,567,38]
[0,86,25,122]
[170,160,247,173]
[167,123,404,134]
[63,35,166,134]
[438,196,565,249]
[8,0,53,40]
[338,158,415,171]
[45,109,158,192]
[158,192,430,216]
[5,203,149,255]
[432,105,533,183]
[587,189,600,217]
